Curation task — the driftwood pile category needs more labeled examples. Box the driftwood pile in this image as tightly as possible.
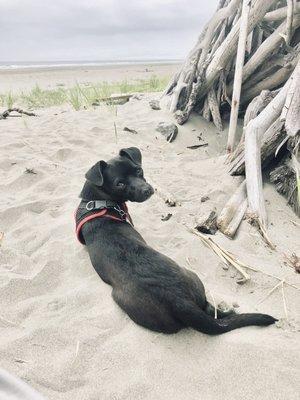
[164,0,300,238]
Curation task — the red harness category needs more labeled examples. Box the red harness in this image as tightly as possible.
[75,201,133,245]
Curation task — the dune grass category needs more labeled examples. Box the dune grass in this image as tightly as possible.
[0,75,169,110]
[0,91,16,109]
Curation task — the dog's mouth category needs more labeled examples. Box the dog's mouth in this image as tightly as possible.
[127,184,154,203]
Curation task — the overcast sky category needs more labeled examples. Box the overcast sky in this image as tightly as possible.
[0,0,219,62]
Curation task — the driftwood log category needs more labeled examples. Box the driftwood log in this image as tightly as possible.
[244,89,278,126]
[229,117,286,175]
[227,0,251,152]
[0,108,36,120]
[217,180,247,238]
[281,57,300,136]
[195,211,218,235]
[242,67,296,227]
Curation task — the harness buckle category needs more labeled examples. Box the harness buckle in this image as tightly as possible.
[113,205,127,220]
[86,201,95,211]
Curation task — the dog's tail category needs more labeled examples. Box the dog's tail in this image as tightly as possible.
[174,301,277,335]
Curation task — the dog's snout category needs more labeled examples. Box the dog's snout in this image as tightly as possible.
[143,186,154,197]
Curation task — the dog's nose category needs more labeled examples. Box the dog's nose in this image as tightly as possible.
[143,187,154,197]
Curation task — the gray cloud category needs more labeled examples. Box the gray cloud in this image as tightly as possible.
[0,0,219,61]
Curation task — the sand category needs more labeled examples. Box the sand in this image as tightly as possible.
[0,63,180,92]
[0,66,299,400]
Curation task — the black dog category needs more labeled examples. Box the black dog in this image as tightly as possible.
[76,147,277,334]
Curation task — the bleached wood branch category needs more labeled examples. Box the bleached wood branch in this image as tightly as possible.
[169,72,187,113]
[207,87,223,130]
[168,26,209,111]
[244,129,267,227]
[286,0,295,45]
[246,30,253,55]
[228,90,278,157]
[251,25,264,54]
[240,52,299,104]
[229,117,286,175]
[241,51,294,91]
[244,77,293,227]
[202,97,212,121]
[217,180,247,237]
[227,0,251,152]
[281,58,300,136]
[263,3,300,22]
[211,23,227,56]
[244,90,277,127]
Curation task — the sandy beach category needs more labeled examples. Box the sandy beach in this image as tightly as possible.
[0,65,299,400]
[0,63,181,92]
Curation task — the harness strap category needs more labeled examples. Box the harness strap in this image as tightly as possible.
[75,200,133,245]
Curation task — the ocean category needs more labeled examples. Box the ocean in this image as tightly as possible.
[0,59,181,71]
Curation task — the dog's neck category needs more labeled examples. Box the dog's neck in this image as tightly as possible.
[80,181,120,203]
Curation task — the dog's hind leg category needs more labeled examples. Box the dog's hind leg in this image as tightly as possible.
[205,302,236,319]
[112,288,182,334]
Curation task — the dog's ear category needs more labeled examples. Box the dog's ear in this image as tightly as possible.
[119,147,142,166]
[85,160,107,186]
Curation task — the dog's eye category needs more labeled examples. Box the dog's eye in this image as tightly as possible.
[116,182,126,189]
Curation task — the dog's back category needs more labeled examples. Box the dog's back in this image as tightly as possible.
[77,148,277,334]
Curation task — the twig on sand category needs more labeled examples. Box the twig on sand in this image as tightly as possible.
[256,279,290,319]
[283,252,300,273]
[290,219,300,227]
[187,143,208,149]
[256,280,284,306]
[0,108,36,120]
[123,127,138,134]
[186,226,300,291]
[281,281,288,319]
[247,214,276,250]
[14,358,29,364]
[0,315,20,327]
[187,227,251,283]
[75,341,80,359]
[113,122,118,144]
[101,94,132,104]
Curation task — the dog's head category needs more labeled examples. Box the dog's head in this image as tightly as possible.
[85,147,154,203]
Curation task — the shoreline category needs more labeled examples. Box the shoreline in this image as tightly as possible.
[0,60,182,72]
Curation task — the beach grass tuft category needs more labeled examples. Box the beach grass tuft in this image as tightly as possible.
[0,75,169,110]
[0,91,16,108]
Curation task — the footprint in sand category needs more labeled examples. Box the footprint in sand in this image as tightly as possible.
[67,138,88,147]
[1,169,42,192]
[54,147,74,161]
[90,126,103,133]
[0,201,48,229]
[47,298,66,312]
